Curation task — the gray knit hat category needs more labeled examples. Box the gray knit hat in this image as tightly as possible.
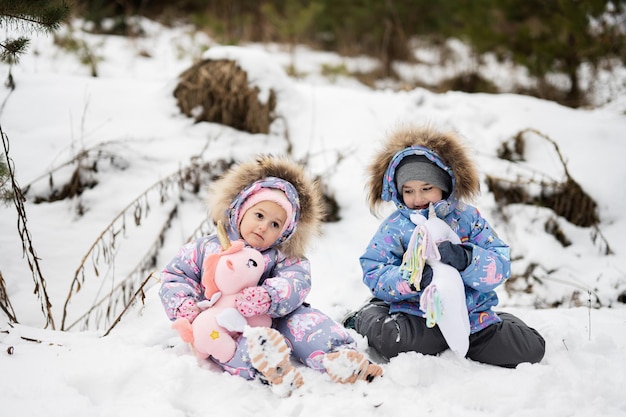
[395,155,451,193]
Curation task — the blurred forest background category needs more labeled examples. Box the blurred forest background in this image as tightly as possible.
[3,0,623,217]
[2,0,626,109]
[82,0,626,108]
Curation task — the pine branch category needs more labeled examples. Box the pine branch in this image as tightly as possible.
[0,1,72,33]
[0,38,29,65]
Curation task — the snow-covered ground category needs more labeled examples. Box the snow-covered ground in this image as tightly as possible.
[1,18,625,417]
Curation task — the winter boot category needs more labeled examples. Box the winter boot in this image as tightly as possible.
[341,310,358,330]
[341,297,378,330]
[322,349,383,384]
[244,326,304,397]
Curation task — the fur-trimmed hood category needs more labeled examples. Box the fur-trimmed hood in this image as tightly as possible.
[366,124,480,215]
[208,155,325,258]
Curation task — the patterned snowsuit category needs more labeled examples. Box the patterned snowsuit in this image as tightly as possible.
[353,125,545,367]
[160,165,355,379]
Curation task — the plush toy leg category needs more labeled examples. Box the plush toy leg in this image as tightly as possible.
[172,318,194,343]
[191,313,237,363]
[172,318,210,360]
[426,263,470,357]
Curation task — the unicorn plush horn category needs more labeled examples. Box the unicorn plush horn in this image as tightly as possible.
[216,220,231,250]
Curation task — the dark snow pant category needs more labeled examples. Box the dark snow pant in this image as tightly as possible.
[354,299,545,368]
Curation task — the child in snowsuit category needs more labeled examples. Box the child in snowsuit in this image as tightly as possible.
[344,125,545,368]
[160,155,382,395]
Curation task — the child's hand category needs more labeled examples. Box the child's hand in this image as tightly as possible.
[420,264,434,289]
[236,286,271,317]
[437,241,470,271]
[176,298,201,322]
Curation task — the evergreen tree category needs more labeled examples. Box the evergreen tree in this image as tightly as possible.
[1,1,71,203]
[1,3,71,329]
[1,0,72,71]
[444,0,626,107]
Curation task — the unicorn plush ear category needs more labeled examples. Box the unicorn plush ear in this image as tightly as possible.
[200,220,233,307]
[201,253,221,305]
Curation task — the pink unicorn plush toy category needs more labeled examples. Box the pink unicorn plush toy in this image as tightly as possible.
[172,221,271,362]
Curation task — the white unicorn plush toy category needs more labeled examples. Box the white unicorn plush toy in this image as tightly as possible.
[401,203,470,356]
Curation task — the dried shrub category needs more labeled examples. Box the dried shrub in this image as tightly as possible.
[496,131,525,162]
[61,156,234,331]
[486,176,598,228]
[487,128,611,257]
[487,129,599,228]
[320,184,340,223]
[25,145,130,208]
[541,178,598,228]
[503,261,599,308]
[0,270,18,324]
[485,176,528,207]
[173,59,276,134]
[441,71,499,94]
[504,262,540,298]
[2,125,55,328]
[33,164,98,204]
[544,217,571,247]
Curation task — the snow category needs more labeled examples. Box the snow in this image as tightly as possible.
[1,18,626,417]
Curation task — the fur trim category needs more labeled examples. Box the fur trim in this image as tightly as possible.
[367,124,480,215]
[207,155,325,258]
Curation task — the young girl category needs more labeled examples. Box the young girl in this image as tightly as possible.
[160,155,382,395]
[344,124,545,368]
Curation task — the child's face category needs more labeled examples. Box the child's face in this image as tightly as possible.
[400,179,443,210]
[239,200,288,250]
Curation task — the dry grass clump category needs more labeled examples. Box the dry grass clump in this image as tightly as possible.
[174,59,276,134]
[486,176,598,229]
